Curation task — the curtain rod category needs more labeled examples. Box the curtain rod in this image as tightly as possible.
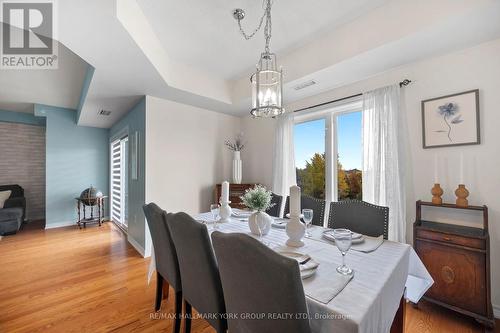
[293,79,412,113]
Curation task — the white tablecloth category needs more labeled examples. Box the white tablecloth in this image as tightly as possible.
[149,213,433,333]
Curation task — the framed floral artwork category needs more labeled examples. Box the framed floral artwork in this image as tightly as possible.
[422,89,480,148]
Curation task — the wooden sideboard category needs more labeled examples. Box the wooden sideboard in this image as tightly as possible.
[413,200,494,328]
[214,184,257,209]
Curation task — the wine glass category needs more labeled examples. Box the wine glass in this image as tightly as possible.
[302,209,313,237]
[333,228,353,275]
[210,204,220,230]
[255,213,270,246]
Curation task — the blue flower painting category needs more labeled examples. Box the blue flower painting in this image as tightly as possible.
[435,102,463,142]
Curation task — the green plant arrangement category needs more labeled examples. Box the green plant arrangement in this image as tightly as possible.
[240,185,275,212]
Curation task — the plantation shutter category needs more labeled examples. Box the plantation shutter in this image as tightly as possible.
[111,139,122,224]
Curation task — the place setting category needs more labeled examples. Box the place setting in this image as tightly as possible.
[276,227,356,305]
[321,229,384,253]
[273,249,320,279]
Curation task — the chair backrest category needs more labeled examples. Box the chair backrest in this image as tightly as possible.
[328,200,389,239]
[0,185,23,197]
[265,193,283,217]
[167,212,226,332]
[212,232,311,333]
[284,195,326,226]
[142,203,181,292]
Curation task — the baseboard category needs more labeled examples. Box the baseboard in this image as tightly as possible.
[494,304,500,319]
[44,217,111,230]
[45,221,75,229]
[127,235,146,257]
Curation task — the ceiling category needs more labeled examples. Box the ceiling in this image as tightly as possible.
[136,0,389,79]
[1,0,500,128]
[0,25,88,113]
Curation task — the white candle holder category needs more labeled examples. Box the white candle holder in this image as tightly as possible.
[286,214,305,247]
[219,200,232,223]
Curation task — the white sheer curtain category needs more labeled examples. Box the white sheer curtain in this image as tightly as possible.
[362,84,406,243]
[272,113,296,198]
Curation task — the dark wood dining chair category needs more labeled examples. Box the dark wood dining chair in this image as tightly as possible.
[167,212,227,333]
[328,199,389,239]
[143,203,182,333]
[265,192,283,217]
[284,195,326,226]
[212,231,311,333]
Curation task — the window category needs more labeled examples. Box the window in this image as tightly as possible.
[110,136,129,229]
[294,119,325,199]
[294,100,363,212]
[336,111,362,200]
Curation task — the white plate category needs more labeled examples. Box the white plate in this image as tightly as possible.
[351,232,363,239]
[277,251,310,263]
[323,229,362,239]
[271,218,288,229]
[285,213,304,219]
[277,251,318,279]
[301,268,317,279]
[322,231,365,244]
[231,209,252,218]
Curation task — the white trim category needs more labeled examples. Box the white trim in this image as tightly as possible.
[294,97,362,123]
[144,221,152,258]
[127,234,146,257]
[45,217,111,230]
[109,126,129,143]
[494,304,500,319]
[324,113,335,227]
[45,221,75,229]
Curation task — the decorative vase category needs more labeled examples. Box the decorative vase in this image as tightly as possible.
[431,183,444,205]
[232,151,242,184]
[248,211,272,236]
[219,200,232,223]
[455,184,469,207]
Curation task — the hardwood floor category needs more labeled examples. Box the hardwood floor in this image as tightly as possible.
[0,222,497,333]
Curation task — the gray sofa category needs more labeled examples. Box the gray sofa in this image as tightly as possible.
[0,185,26,235]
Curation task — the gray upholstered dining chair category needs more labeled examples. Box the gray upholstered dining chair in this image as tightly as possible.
[211,231,311,333]
[328,200,389,239]
[143,203,182,333]
[284,195,326,226]
[167,212,227,333]
[265,192,283,217]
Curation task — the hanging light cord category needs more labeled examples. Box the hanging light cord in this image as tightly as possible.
[236,0,273,54]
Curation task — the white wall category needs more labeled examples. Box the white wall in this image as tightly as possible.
[145,96,241,215]
[242,38,500,313]
[241,117,276,188]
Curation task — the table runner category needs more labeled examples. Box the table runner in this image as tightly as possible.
[148,213,433,333]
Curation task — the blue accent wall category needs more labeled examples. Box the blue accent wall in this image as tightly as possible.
[0,109,45,126]
[35,104,109,227]
[110,98,146,250]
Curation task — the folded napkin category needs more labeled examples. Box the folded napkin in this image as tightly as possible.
[304,265,353,304]
[351,235,384,253]
[275,250,320,273]
[300,258,319,271]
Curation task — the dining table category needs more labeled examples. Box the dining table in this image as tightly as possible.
[148,211,433,333]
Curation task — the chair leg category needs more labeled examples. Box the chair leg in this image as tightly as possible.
[163,280,170,300]
[155,272,163,311]
[183,300,192,333]
[172,291,182,333]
